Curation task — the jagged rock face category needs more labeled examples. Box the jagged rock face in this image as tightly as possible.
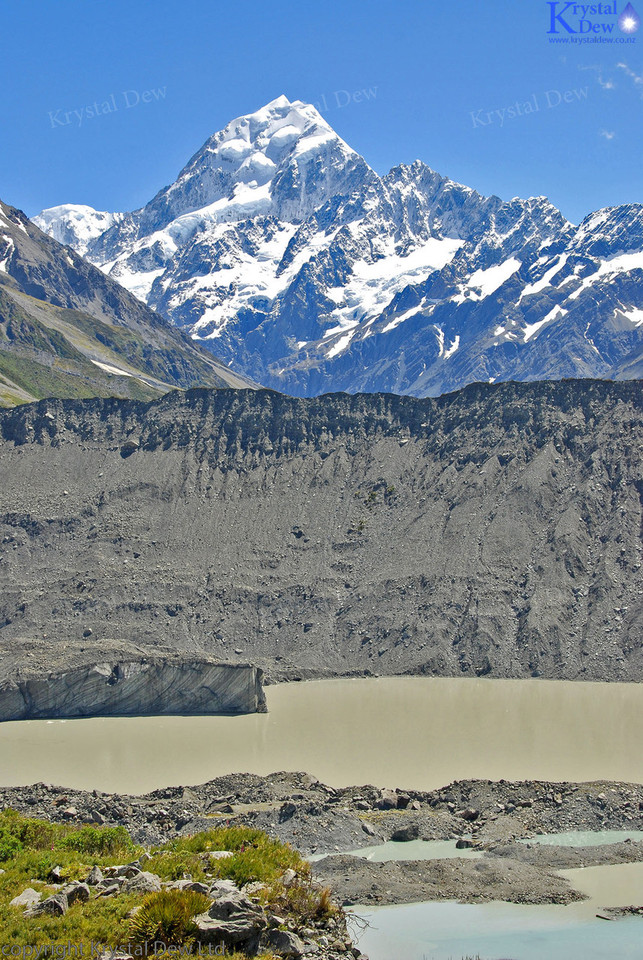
[34,97,643,396]
[0,658,265,719]
[0,380,640,683]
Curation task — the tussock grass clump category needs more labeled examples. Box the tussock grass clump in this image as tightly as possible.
[128,889,210,950]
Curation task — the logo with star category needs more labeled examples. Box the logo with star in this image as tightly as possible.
[619,3,641,32]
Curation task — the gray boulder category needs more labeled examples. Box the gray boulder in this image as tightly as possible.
[112,863,142,879]
[266,929,306,957]
[209,879,238,896]
[10,888,42,908]
[86,865,104,885]
[95,883,120,898]
[62,882,91,905]
[122,871,161,894]
[391,824,419,842]
[244,881,267,896]
[186,881,210,896]
[195,887,266,953]
[377,789,398,810]
[167,880,210,895]
[456,838,475,849]
[208,888,265,924]
[27,892,68,917]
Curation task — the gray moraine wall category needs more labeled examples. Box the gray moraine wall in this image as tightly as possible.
[0,657,266,720]
[0,382,641,684]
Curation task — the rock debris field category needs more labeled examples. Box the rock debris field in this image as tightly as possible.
[2,772,642,908]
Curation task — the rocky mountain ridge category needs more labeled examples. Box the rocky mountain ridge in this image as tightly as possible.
[35,96,643,396]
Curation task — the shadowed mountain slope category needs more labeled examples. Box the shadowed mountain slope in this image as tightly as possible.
[0,200,256,407]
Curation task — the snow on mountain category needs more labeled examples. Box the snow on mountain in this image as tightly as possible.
[34,96,643,397]
[33,204,124,257]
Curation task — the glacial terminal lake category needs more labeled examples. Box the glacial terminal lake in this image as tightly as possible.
[0,676,641,794]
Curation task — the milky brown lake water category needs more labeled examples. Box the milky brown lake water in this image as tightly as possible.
[0,677,641,794]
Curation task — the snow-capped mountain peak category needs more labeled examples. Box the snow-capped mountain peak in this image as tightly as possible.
[33,204,123,257]
[33,97,643,395]
[129,95,372,237]
[37,97,376,306]
[193,95,357,180]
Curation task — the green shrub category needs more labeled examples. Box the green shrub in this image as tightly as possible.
[0,827,23,862]
[33,853,61,881]
[218,846,298,888]
[0,810,135,859]
[17,818,56,850]
[56,825,135,858]
[166,826,268,854]
[128,889,210,950]
[159,827,304,887]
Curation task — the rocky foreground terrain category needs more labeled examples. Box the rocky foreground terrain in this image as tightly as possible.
[1,772,642,909]
[0,378,641,685]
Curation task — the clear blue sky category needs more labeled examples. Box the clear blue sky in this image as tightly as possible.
[2,0,642,225]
